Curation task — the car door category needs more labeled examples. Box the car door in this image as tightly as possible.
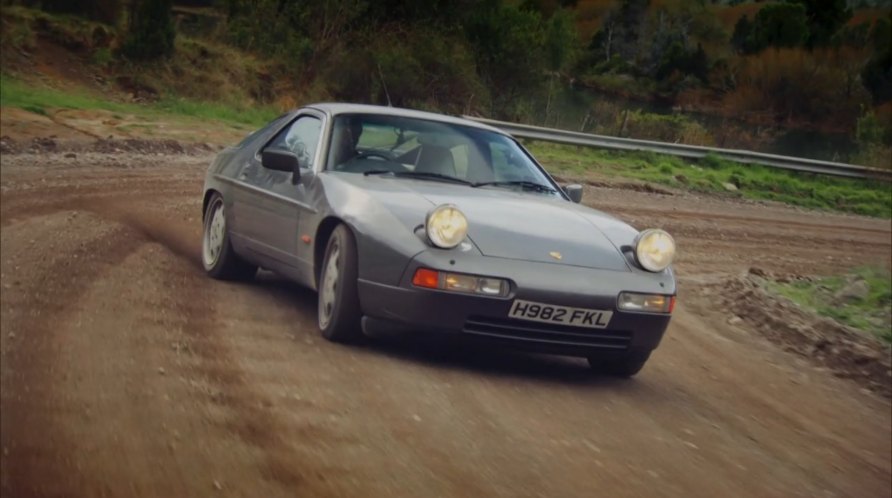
[233,111,323,277]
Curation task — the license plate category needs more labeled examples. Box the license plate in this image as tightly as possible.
[508,299,613,329]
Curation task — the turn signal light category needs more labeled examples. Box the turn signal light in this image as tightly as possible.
[412,268,440,289]
[617,292,675,314]
[412,268,509,297]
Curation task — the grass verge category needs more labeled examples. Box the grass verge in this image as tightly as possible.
[0,76,276,128]
[766,267,892,345]
[528,142,892,218]
[2,74,889,219]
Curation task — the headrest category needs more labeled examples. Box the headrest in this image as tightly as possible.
[416,131,462,148]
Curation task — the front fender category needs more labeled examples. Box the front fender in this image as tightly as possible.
[310,174,436,286]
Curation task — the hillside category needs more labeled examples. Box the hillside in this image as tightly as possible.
[1,1,890,167]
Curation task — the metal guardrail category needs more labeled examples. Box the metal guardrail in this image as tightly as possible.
[463,116,892,181]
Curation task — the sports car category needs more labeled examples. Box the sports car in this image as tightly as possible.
[201,103,677,376]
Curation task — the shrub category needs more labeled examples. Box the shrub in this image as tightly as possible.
[90,47,113,67]
[618,110,715,146]
[40,0,122,25]
[721,48,872,129]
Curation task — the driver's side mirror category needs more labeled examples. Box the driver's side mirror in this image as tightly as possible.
[262,149,301,184]
[564,184,583,203]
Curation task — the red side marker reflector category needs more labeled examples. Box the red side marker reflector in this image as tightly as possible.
[300,235,312,244]
[668,296,677,314]
[412,268,440,289]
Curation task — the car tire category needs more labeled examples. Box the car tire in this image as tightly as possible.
[317,224,362,343]
[202,193,257,281]
[587,350,651,377]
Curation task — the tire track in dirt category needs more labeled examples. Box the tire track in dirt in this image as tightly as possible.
[1,198,341,496]
[105,203,351,495]
[1,216,147,497]
[0,184,196,228]
[155,248,313,491]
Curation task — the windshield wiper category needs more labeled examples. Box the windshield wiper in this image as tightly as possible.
[472,180,557,193]
[398,172,474,185]
[365,170,474,186]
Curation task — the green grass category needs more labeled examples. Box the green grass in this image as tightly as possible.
[3,73,889,218]
[766,267,892,344]
[151,97,274,129]
[527,142,892,218]
[0,76,276,128]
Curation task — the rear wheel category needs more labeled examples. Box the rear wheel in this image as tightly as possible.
[317,224,362,343]
[202,193,257,281]
[588,350,651,377]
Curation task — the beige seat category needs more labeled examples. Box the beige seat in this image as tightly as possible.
[414,145,456,177]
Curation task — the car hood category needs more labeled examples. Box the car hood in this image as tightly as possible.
[334,175,631,272]
[422,188,628,271]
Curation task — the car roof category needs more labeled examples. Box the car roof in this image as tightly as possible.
[304,103,507,136]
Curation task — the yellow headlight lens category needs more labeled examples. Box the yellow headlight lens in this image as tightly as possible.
[426,204,468,249]
[635,229,676,272]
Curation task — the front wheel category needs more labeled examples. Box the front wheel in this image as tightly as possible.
[317,224,362,343]
[588,350,652,377]
[202,193,257,281]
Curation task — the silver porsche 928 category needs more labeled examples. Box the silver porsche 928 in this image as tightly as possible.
[201,103,676,376]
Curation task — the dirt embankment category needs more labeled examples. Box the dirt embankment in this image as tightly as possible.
[1,141,890,497]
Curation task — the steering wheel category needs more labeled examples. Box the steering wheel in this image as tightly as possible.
[356,151,392,161]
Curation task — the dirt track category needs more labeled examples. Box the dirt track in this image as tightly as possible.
[1,144,890,497]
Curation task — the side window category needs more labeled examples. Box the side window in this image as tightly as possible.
[267,116,322,169]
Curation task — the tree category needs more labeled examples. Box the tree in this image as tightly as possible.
[656,42,708,82]
[862,19,892,104]
[614,0,649,62]
[122,0,175,59]
[790,0,852,48]
[731,15,752,53]
[544,9,578,72]
[832,22,871,49]
[588,12,618,63]
[871,17,891,54]
[587,0,649,66]
[746,3,809,53]
[365,0,469,25]
[519,0,579,17]
[542,8,578,123]
[465,4,548,118]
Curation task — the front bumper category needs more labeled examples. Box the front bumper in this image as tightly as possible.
[357,255,673,358]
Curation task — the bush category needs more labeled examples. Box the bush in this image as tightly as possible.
[40,0,122,25]
[91,47,113,67]
[619,110,715,146]
[721,48,872,129]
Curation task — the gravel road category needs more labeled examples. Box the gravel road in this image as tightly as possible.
[1,146,890,497]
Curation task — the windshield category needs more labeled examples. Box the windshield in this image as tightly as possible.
[326,113,561,197]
